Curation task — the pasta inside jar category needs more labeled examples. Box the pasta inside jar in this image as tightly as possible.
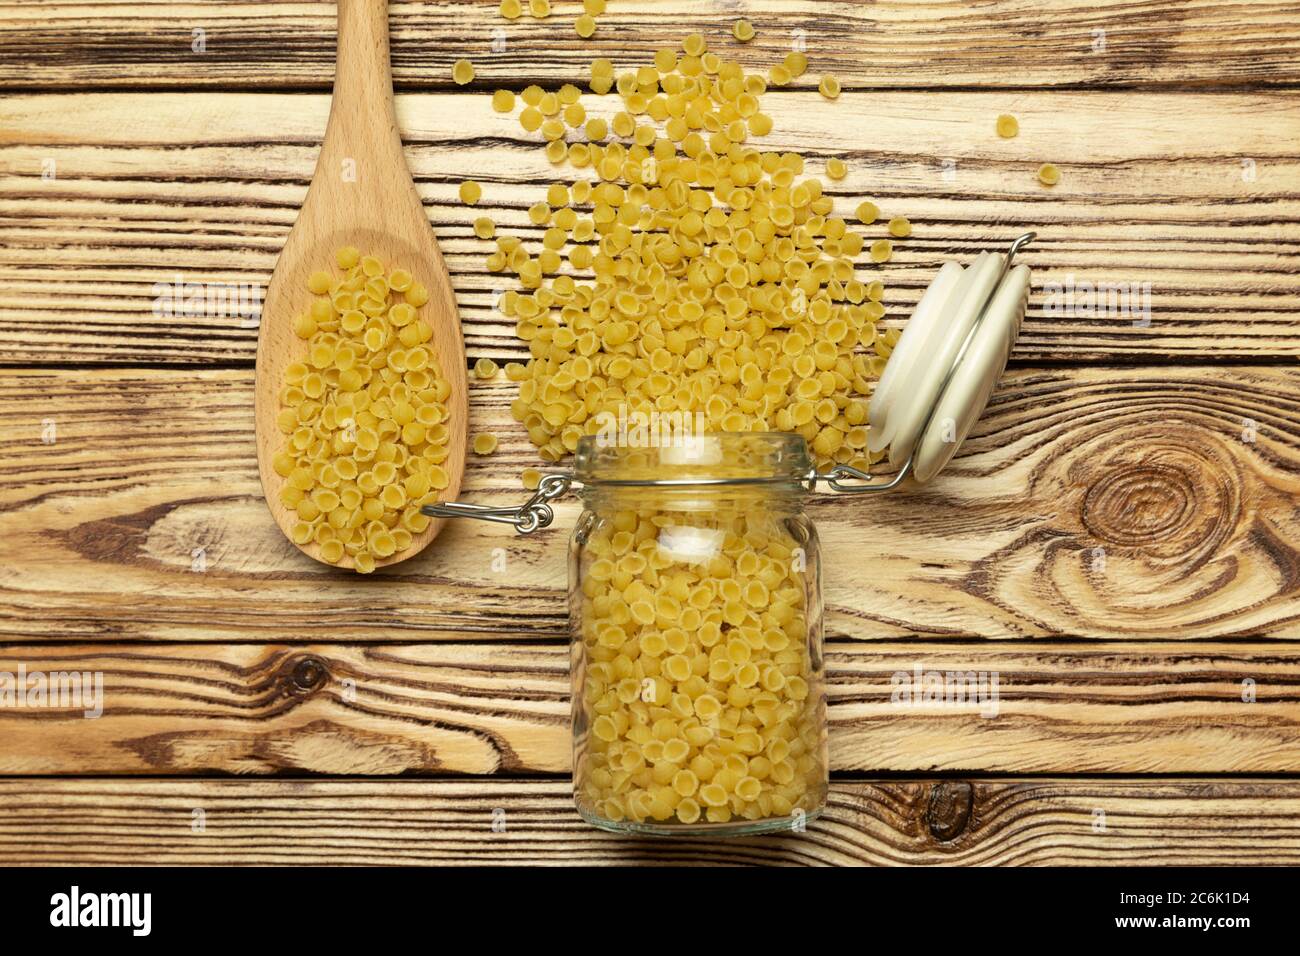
[569,433,828,835]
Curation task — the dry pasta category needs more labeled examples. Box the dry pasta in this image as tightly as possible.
[459,181,483,205]
[274,249,451,573]
[575,500,825,826]
[469,30,905,471]
[452,59,475,85]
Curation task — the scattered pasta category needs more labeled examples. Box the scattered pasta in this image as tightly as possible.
[996,113,1019,138]
[274,250,451,573]
[466,30,906,470]
[1037,162,1060,186]
[473,433,499,455]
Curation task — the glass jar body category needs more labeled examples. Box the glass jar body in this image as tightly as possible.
[569,485,827,835]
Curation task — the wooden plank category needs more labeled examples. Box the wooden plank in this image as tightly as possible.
[2,365,1298,640]
[3,777,1299,865]
[0,642,1297,775]
[1,91,1297,365]
[2,1,1298,91]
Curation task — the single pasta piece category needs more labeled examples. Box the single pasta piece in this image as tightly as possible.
[452,59,475,85]
[818,75,841,99]
[1038,162,1060,186]
[522,467,542,489]
[856,200,879,224]
[491,89,516,112]
[996,113,1019,138]
[459,181,483,205]
[826,158,847,180]
[474,357,500,379]
[529,0,550,17]
[870,238,893,262]
[887,215,911,238]
[584,0,606,11]
[576,14,596,37]
[519,107,543,132]
[732,19,755,42]
[473,217,496,239]
[499,0,522,18]
[473,433,499,455]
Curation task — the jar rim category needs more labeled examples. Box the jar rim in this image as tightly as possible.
[573,431,813,487]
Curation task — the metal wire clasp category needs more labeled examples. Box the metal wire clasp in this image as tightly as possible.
[422,473,572,533]
[806,462,910,493]
[422,460,914,533]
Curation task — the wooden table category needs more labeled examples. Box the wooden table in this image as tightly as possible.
[2,0,1299,865]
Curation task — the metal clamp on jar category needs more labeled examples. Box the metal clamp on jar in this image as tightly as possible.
[425,233,1035,835]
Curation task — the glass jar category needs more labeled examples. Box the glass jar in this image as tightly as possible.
[567,433,827,835]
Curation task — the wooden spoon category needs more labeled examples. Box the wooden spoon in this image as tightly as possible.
[255,0,467,570]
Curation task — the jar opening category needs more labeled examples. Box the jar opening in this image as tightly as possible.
[573,432,813,486]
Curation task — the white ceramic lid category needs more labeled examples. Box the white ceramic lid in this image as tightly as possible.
[867,236,1033,483]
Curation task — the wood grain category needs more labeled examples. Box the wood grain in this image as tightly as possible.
[0,642,1297,775]
[1,90,1297,365]
[2,365,1298,640]
[253,0,468,569]
[2,1,1298,92]
[3,777,1298,865]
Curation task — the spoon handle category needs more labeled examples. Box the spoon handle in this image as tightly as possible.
[323,0,401,165]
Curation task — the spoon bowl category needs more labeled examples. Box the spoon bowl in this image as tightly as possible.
[255,0,467,570]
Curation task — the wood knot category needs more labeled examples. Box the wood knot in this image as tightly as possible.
[926,781,973,842]
[286,655,329,694]
[1081,463,1196,547]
